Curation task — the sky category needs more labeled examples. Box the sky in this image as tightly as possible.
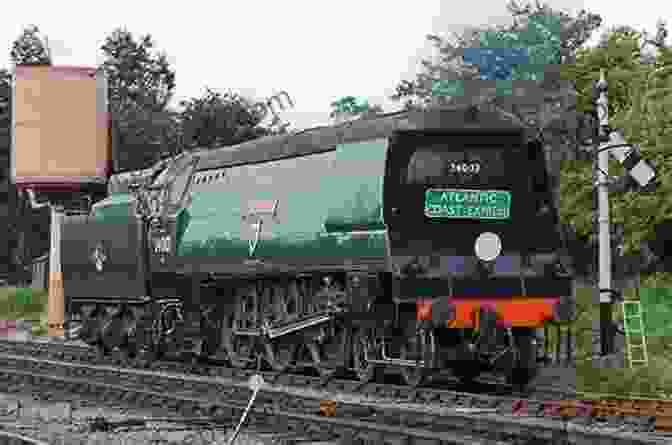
[2,0,670,131]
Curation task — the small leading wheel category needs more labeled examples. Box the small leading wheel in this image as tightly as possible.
[352,330,380,383]
[400,329,431,387]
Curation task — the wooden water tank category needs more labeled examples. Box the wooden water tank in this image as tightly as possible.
[11,65,111,191]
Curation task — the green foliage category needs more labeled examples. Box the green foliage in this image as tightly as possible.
[560,26,672,267]
[100,28,178,171]
[639,287,672,337]
[571,284,672,398]
[641,271,672,288]
[391,1,601,110]
[0,69,9,149]
[179,88,271,150]
[0,26,55,275]
[10,25,51,66]
[2,24,52,181]
[475,12,562,82]
[564,29,646,116]
[100,28,175,113]
[330,96,383,120]
[0,287,47,320]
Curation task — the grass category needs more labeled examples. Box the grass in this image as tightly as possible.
[0,287,49,336]
[571,274,672,399]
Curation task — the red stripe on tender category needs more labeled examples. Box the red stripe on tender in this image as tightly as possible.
[445,297,559,328]
[14,65,98,80]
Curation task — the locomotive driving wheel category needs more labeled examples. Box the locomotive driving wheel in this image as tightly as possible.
[400,327,431,387]
[80,305,105,347]
[351,328,380,383]
[228,335,259,369]
[131,312,162,368]
[100,307,124,351]
[307,341,336,378]
[307,321,348,379]
[264,333,298,372]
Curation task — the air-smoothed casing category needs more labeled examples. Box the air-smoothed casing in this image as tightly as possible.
[11,65,110,191]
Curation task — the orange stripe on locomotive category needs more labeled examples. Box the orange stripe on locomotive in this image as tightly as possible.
[417,297,559,328]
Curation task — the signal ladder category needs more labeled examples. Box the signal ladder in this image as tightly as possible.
[622,301,649,368]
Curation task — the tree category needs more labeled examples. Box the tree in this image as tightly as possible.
[390,1,603,158]
[329,96,384,122]
[1,25,53,281]
[10,25,51,65]
[559,26,672,267]
[1,24,51,184]
[0,69,10,150]
[100,28,175,113]
[99,28,177,171]
[179,88,271,150]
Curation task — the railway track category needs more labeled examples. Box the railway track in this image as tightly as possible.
[0,337,573,399]
[0,432,50,445]
[0,339,669,444]
[0,337,583,425]
[0,352,559,445]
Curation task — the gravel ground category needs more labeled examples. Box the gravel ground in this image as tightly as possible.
[0,392,277,445]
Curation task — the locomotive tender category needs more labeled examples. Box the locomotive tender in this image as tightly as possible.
[62,104,574,387]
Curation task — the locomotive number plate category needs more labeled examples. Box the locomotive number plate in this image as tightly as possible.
[425,188,511,220]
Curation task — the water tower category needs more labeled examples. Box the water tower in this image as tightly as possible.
[11,65,112,337]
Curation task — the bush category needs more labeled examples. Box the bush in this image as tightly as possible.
[0,287,48,321]
[574,277,672,399]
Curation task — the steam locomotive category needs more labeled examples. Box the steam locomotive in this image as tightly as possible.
[62,104,574,387]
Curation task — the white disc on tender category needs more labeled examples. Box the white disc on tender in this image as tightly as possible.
[474,232,502,262]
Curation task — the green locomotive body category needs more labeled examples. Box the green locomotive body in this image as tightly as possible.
[177,137,388,273]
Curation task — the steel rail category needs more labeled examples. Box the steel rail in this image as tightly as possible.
[0,431,51,445]
[0,352,665,444]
